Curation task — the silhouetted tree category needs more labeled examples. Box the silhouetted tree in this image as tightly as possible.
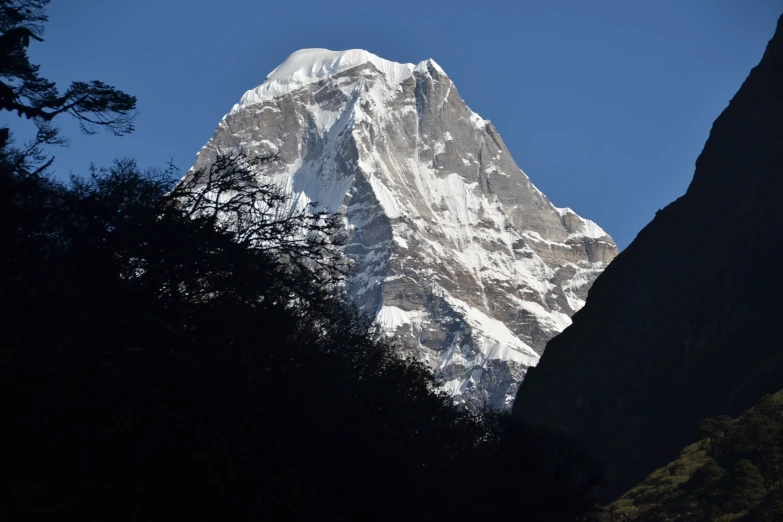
[0,151,602,520]
[0,4,602,519]
[0,0,136,172]
[171,151,351,288]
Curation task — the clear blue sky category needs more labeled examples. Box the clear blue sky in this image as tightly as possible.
[3,0,781,249]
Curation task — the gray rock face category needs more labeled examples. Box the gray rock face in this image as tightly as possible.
[193,49,618,409]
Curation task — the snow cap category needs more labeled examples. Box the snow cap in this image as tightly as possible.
[230,49,445,113]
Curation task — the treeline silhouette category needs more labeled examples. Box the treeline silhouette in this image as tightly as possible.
[0,149,601,520]
[0,1,601,520]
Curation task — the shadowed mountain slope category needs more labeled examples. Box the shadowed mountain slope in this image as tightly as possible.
[513,13,783,503]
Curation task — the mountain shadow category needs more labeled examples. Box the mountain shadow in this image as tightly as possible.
[513,12,783,504]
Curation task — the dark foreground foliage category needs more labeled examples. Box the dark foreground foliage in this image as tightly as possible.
[0,0,136,142]
[0,151,601,521]
[0,2,602,519]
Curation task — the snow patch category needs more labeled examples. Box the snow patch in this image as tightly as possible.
[442,294,539,367]
[555,206,608,239]
[469,111,488,129]
[376,306,423,332]
[415,58,447,76]
[393,236,409,249]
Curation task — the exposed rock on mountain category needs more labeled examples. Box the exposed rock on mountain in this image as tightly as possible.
[513,13,783,502]
[193,48,617,409]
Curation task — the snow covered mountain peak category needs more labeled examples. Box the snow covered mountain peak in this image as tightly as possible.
[230,48,447,114]
[198,49,618,409]
[414,57,446,75]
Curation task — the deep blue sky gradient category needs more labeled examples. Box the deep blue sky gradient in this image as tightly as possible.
[3,0,781,248]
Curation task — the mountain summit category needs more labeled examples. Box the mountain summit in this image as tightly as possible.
[193,48,618,409]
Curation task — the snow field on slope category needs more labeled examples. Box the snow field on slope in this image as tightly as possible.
[555,206,609,239]
[204,48,614,407]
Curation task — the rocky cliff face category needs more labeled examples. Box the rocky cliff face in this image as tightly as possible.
[513,14,783,502]
[193,49,617,409]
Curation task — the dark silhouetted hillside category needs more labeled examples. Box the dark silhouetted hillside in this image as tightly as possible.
[513,13,783,504]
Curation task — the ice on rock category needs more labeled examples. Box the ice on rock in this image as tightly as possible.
[196,48,619,410]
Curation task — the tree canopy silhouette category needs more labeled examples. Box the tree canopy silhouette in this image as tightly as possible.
[0,0,136,165]
[0,2,602,520]
[0,150,602,520]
